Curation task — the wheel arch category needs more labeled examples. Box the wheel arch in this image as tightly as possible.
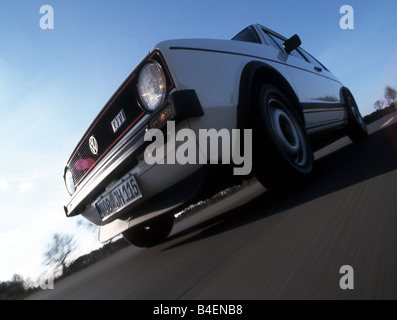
[340,86,351,104]
[237,60,302,129]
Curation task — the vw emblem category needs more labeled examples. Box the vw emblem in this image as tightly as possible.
[89,136,99,155]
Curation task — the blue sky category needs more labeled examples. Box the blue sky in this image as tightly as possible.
[0,0,396,282]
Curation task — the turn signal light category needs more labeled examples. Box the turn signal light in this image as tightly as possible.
[149,105,173,129]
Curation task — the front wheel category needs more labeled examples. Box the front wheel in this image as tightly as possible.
[122,214,175,248]
[252,84,314,192]
[345,90,368,142]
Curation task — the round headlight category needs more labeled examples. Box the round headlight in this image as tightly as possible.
[64,168,76,196]
[138,61,166,112]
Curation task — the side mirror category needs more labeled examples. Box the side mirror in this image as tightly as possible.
[283,34,301,54]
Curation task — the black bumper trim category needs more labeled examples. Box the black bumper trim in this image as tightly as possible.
[168,89,204,121]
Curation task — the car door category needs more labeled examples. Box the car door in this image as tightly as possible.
[260,28,345,135]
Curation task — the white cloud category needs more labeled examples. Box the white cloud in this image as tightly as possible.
[17,182,34,194]
[0,180,8,190]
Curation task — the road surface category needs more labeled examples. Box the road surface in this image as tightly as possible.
[29,113,397,300]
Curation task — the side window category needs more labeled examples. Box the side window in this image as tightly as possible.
[301,50,330,71]
[232,27,261,44]
[265,30,308,62]
[289,48,308,62]
[265,33,282,52]
[265,32,285,51]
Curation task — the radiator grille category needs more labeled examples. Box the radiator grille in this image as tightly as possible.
[67,51,174,187]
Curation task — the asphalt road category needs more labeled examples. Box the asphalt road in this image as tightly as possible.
[29,113,397,300]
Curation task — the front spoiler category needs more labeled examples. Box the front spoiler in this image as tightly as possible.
[99,167,207,242]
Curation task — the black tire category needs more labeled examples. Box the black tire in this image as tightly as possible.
[122,214,175,248]
[252,84,314,192]
[344,90,368,142]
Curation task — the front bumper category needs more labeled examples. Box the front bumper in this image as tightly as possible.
[98,166,207,243]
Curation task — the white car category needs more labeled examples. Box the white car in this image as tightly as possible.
[63,24,368,247]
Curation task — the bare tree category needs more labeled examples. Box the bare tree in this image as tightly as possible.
[374,100,385,111]
[384,86,397,106]
[0,274,27,300]
[44,234,76,275]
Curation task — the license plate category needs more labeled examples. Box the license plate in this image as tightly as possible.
[95,174,142,220]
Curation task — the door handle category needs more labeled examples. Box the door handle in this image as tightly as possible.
[314,66,323,72]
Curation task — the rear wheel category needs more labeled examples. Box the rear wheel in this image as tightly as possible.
[252,84,313,192]
[122,214,175,248]
[345,91,368,142]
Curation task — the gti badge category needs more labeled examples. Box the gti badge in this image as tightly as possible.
[89,136,99,155]
[111,109,127,133]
